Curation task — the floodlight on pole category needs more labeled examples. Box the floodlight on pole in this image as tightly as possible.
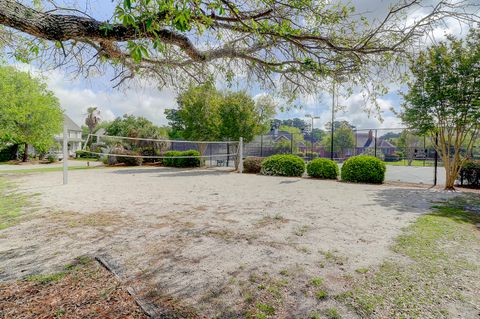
[330,75,347,160]
[305,114,320,159]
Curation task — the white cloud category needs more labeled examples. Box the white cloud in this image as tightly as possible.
[16,64,178,127]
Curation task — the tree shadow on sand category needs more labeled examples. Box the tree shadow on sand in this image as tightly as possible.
[372,187,480,225]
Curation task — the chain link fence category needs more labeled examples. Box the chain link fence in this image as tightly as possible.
[243,127,480,185]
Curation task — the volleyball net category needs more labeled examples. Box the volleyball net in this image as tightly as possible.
[81,134,242,168]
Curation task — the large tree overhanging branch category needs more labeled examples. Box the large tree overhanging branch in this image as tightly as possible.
[0,0,478,94]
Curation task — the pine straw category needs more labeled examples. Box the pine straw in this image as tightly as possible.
[0,256,147,319]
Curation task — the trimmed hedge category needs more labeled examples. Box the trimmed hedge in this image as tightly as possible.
[261,154,305,177]
[384,153,400,162]
[163,150,201,167]
[341,155,386,184]
[243,156,264,174]
[459,160,480,187]
[307,158,338,179]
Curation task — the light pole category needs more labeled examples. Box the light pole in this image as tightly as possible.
[331,81,335,160]
[305,114,320,159]
[330,76,347,160]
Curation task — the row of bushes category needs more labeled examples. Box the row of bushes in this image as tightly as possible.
[104,148,201,167]
[243,155,386,184]
[163,150,201,167]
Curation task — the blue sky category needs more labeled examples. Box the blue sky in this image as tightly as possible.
[20,0,472,131]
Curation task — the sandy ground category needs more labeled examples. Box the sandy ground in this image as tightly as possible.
[0,167,457,318]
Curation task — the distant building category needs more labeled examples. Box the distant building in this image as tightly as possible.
[28,114,83,158]
[355,130,396,155]
[56,114,83,156]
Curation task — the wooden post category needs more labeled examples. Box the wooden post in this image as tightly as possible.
[63,123,68,185]
[239,137,243,173]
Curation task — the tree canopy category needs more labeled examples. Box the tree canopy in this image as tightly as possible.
[175,83,223,141]
[322,122,355,157]
[401,29,480,189]
[85,106,101,135]
[0,66,63,161]
[0,0,477,97]
[169,83,276,142]
[104,114,169,138]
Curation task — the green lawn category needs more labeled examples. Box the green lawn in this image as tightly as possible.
[384,159,438,167]
[0,178,32,230]
[340,196,480,318]
[71,157,100,162]
[0,165,102,174]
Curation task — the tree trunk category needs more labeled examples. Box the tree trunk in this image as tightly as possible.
[22,142,28,162]
[443,157,461,191]
[444,166,456,190]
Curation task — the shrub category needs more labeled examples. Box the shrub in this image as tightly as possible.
[459,160,480,187]
[261,154,305,177]
[307,158,338,179]
[341,155,386,184]
[164,150,201,167]
[243,156,264,173]
[384,153,400,162]
[109,148,143,166]
[0,144,18,162]
[140,147,160,163]
[77,145,101,159]
[75,150,91,158]
[305,151,319,159]
[46,153,58,163]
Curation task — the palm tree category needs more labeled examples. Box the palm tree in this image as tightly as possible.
[85,106,101,135]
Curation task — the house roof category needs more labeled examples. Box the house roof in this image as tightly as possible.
[64,114,82,131]
[356,131,395,148]
[356,132,373,147]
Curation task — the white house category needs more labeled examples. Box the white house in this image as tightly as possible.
[55,114,83,156]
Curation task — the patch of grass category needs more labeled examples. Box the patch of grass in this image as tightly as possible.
[294,225,309,236]
[320,250,346,265]
[256,303,275,316]
[27,256,92,285]
[298,246,311,254]
[241,273,288,318]
[71,157,99,162]
[325,308,342,319]
[355,267,369,274]
[0,178,31,229]
[54,307,66,318]
[256,214,288,228]
[279,269,289,277]
[384,159,436,167]
[310,277,324,287]
[309,312,321,319]
[0,165,101,174]
[27,272,68,284]
[315,289,328,300]
[342,198,480,318]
